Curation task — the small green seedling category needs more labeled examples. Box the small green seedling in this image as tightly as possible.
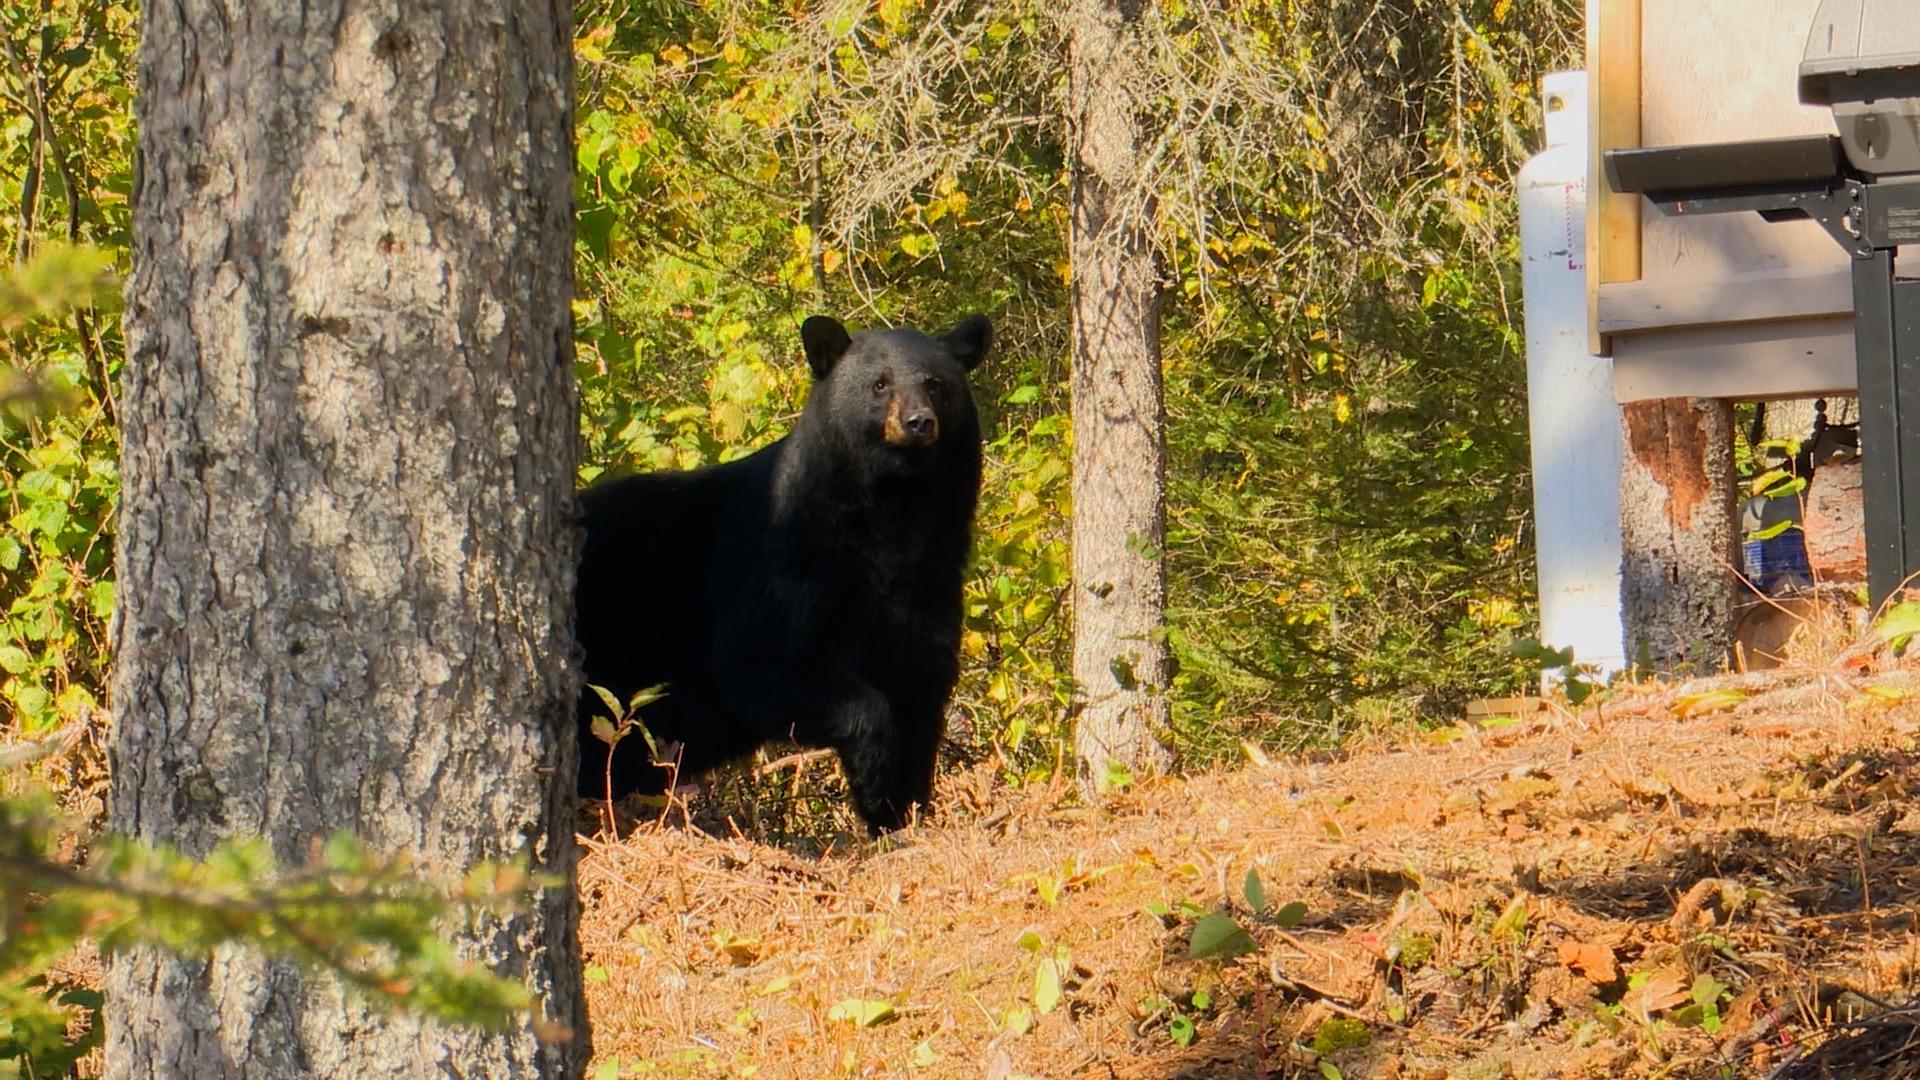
[1509,638,1602,706]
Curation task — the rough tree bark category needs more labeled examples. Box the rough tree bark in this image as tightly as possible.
[107,1,585,1077]
[1620,397,1737,676]
[1065,0,1175,791]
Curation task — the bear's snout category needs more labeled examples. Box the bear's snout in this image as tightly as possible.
[884,399,940,448]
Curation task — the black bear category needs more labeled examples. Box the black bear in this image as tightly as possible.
[574,314,992,833]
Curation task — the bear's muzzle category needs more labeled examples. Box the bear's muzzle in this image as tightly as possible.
[884,399,940,448]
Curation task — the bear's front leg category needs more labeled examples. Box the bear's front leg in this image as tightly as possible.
[828,687,910,834]
[879,683,948,820]
[722,671,909,834]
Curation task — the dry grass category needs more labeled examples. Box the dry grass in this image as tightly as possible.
[580,647,1920,1078]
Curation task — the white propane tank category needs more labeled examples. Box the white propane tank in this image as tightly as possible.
[1518,70,1626,685]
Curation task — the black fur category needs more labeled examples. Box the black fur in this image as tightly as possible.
[574,314,992,833]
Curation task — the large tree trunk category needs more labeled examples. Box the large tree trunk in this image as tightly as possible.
[1065,0,1175,791]
[107,2,585,1077]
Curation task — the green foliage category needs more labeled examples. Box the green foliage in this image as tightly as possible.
[1310,1016,1371,1056]
[6,0,1581,826]
[1671,973,1730,1034]
[570,0,1077,786]
[568,0,1583,787]
[0,777,539,1074]
[1187,912,1255,959]
[1157,0,1579,753]
[0,0,135,788]
[1182,870,1308,959]
[1164,989,1211,1047]
[1242,866,1265,912]
[1509,637,1602,706]
[1871,601,1920,652]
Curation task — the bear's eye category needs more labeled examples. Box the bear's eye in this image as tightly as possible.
[923,376,944,397]
[872,376,891,395]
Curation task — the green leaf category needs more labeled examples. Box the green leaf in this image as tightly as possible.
[1692,972,1728,1009]
[1188,913,1254,959]
[1564,677,1595,706]
[589,716,619,745]
[588,684,623,717]
[11,684,52,725]
[1242,867,1266,913]
[1507,637,1544,660]
[1276,901,1308,928]
[16,471,62,502]
[1759,473,1807,499]
[89,579,114,621]
[1490,897,1529,943]
[1874,601,1920,650]
[1168,1013,1195,1046]
[0,646,32,675]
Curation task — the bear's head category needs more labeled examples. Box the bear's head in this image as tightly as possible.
[799,314,992,478]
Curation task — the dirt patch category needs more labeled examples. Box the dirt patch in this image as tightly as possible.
[581,659,1920,1079]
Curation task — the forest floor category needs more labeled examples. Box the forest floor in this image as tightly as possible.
[579,639,1920,1079]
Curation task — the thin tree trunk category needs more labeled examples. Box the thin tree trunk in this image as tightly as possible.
[1066,0,1174,791]
[107,2,585,1077]
[1620,397,1737,676]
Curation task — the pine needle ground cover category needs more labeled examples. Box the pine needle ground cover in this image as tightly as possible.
[580,656,1920,1080]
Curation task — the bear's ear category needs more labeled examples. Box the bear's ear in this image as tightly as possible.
[800,316,852,379]
[943,314,993,372]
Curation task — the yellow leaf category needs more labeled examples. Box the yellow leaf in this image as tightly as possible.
[712,930,759,966]
[962,630,987,658]
[1033,959,1062,1014]
[1850,683,1912,710]
[827,999,897,1027]
[1674,688,1748,718]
